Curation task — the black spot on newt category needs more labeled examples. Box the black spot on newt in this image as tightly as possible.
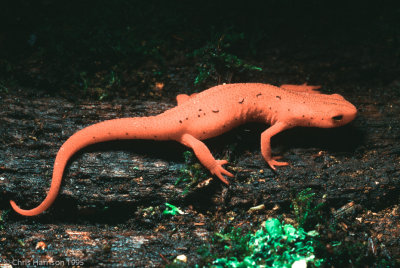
[125,132,129,135]
[212,109,219,113]
[276,96,281,100]
[239,98,245,104]
[256,93,262,97]
[179,120,182,123]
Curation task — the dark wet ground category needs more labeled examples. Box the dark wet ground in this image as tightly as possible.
[1,66,400,266]
[1,1,400,266]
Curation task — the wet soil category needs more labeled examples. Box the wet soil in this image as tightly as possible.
[1,2,400,266]
[1,67,400,266]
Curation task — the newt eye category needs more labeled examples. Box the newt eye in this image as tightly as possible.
[332,115,343,121]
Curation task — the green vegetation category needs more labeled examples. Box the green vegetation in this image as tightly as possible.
[291,188,325,228]
[189,32,262,85]
[175,151,209,194]
[77,69,120,100]
[212,218,322,267]
[197,189,326,267]
[162,203,183,216]
[214,226,253,262]
[196,188,398,267]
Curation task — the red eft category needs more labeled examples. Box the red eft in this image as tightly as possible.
[10,83,357,216]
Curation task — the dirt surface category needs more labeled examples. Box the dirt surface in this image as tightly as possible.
[1,73,400,266]
[1,2,400,267]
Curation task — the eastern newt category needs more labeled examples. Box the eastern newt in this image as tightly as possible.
[10,83,357,216]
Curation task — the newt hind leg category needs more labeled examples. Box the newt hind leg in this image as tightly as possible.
[179,133,233,184]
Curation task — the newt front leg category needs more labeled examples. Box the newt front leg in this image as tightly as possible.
[260,122,291,170]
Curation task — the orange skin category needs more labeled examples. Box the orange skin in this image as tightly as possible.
[10,83,357,216]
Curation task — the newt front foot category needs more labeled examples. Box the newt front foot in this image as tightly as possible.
[266,156,289,171]
[211,160,234,185]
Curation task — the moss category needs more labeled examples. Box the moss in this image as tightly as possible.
[291,188,325,228]
[212,218,323,267]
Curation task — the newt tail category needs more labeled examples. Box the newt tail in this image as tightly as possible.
[10,116,184,216]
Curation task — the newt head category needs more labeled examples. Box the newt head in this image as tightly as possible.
[288,93,357,128]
